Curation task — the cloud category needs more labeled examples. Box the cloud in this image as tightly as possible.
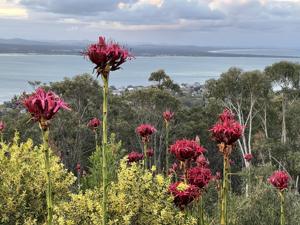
[0,0,28,18]
[19,0,136,15]
[1,0,300,47]
[16,0,300,32]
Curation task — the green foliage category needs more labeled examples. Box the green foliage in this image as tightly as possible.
[229,184,300,225]
[0,133,75,225]
[265,61,300,90]
[148,69,181,93]
[84,133,126,189]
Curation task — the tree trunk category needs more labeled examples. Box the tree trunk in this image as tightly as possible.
[263,104,269,138]
[281,92,287,144]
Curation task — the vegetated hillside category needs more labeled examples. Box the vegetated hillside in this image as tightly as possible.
[0,38,296,57]
[1,62,300,224]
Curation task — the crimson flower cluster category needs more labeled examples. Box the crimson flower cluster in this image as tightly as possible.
[87,118,101,130]
[187,166,212,189]
[22,88,70,124]
[0,121,5,133]
[169,182,200,210]
[163,110,174,122]
[127,151,144,163]
[268,170,290,191]
[244,153,253,162]
[169,139,206,161]
[84,36,132,77]
[168,138,212,209]
[210,109,244,145]
[136,124,157,142]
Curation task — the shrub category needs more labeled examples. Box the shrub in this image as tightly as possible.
[229,184,300,225]
[84,133,125,189]
[53,190,102,225]
[0,133,75,225]
[108,159,197,225]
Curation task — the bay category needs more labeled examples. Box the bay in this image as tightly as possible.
[0,54,299,103]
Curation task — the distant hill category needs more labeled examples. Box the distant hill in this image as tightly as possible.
[0,38,298,58]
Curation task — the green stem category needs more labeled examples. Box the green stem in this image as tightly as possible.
[0,133,3,143]
[95,130,98,152]
[143,142,148,169]
[220,155,229,225]
[77,171,81,191]
[247,164,251,197]
[198,197,204,225]
[165,121,169,175]
[42,128,53,225]
[102,74,109,225]
[280,191,285,225]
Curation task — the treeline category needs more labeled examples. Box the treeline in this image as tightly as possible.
[1,61,300,192]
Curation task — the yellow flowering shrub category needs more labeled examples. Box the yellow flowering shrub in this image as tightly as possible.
[108,159,197,225]
[53,190,102,225]
[53,159,197,225]
[0,133,76,225]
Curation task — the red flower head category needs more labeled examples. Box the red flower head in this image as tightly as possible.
[136,124,157,142]
[0,121,5,133]
[87,118,101,130]
[196,155,209,168]
[127,151,144,163]
[244,153,253,162]
[22,88,70,127]
[187,166,212,189]
[163,110,174,122]
[84,36,133,77]
[268,170,290,191]
[169,182,200,209]
[76,163,81,173]
[146,148,154,157]
[210,109,244,145]
[169,139,206,161]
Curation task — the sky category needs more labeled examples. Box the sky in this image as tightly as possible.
[0,0,300,47]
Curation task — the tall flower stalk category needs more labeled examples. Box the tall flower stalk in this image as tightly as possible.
[88,118,102,171]
[187,158,212,225]
[42,126,52,223]
[210,109,243,225]
[84,36,132,225]
[22,88,70,225]
[268,170,290,225]
[136,124,156,169]
[163,110,174,174]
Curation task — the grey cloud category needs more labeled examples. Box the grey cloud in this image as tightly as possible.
[19,0,224,24]
[90,0,224,27]
[20,0,137,15]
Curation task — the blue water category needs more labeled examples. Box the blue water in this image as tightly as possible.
[0,53,300,103]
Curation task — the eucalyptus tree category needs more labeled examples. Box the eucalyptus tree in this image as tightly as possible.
[265,61,300,144]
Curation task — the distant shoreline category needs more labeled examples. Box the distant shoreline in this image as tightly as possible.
[0,52,299,59]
